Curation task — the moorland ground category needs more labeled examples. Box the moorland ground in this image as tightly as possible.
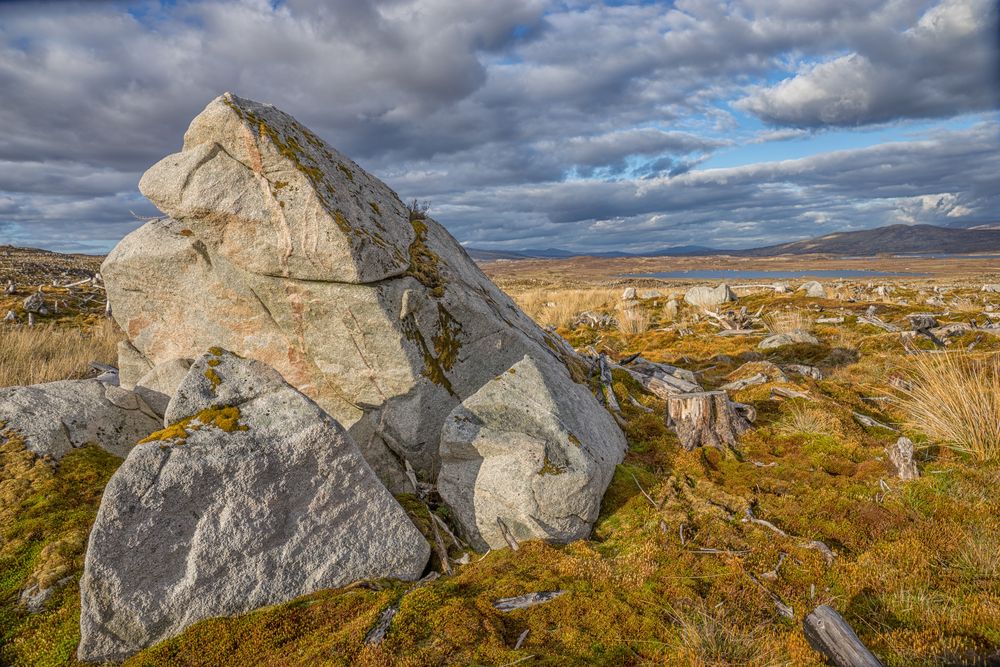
[2,247,999,666]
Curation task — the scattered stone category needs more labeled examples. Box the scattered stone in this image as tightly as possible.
[982,284,1000,293]
[772,282,790,294]
[663,298,680,321]
[783,364,823,380]
[23,291,48,315]
[886,437,919,481]
[0,380,161,460]
[638,289,662,298]
[758,330,820,349]
[438,354,626,551]
[907,313,938,330]
[3,310,16,322]
[621,287,637,299]
[799,281,827,298]
[684,283,737,308]
[78,349,430,663]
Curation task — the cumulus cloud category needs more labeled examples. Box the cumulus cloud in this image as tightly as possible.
[738,0,999,126]
[0,0,996,253]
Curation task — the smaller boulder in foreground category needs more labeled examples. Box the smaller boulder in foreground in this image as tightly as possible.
[438,354,626,551]
[0,379,160,460]
[78,349,430,663]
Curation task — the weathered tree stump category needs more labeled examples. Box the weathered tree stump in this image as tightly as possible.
[803,605,883,666]
[886,436,919,481]
[666,390,751,451]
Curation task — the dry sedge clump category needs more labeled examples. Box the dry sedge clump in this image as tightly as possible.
[896,352,1000,461]
[0,320,121,388]
[776,400,838,437]
[616,304,651,336]
[763,309,814,334]
[511,288,617,328]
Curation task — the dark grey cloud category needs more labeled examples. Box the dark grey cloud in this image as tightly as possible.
[0,0,996,254]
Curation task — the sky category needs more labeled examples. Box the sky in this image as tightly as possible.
[0,0,998,254]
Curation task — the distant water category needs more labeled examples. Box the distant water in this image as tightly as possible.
[622,269,926,280]
[839,253,1000,260]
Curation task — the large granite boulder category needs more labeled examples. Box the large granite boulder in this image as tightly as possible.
[78,349,430,663]
[103,93,579,485]
[438,354,626,551]
[799,281,827,298]
[0,379,160,460]
[684,284,736,309]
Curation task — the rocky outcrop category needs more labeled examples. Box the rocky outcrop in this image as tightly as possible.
[103,93,582,486]
[438,354,626,551]
[0,379,160,460]
[684,284,736,308]
[78,349,430,663]
[133,358,192,418]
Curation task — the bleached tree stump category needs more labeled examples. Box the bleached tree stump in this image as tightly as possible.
[886,437,919,481]
[666,390,751,451]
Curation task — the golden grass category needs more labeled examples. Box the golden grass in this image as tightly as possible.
[896,352,1000,461]
[775,401,838,437]
[763,309,814,334]
[616,304,651,336]
[511,288,617,328]
[0,320,121,388]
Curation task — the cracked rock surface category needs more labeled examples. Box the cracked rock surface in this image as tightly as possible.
[103,93,580,485]
[439,354,626,551]
[78,349,430,663]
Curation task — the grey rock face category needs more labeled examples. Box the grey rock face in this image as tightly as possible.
[664,299,680,321]
[621,287,637,299]
[78,349,430,663]
[684,284,736,308]
[0,379,160,460]
[907,313,938,331]
[438,354,626,551]
[758,330,821,349]
[886,437,919,481]
[103,93,579,484]
[134,358,192,419]
[799,281,827,298]
[22,291,48,315]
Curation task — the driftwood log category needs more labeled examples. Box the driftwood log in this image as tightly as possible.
[803,605,883,667]
[666,390,751,451]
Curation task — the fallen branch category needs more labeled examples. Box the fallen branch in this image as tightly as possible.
[803,605,883,667]
[494,590,567,612]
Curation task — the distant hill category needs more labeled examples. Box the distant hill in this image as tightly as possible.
[467,225,1000,260]
[737,224,1000,257]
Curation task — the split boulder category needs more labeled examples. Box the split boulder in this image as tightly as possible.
[78,349,430,663]
[438,354,626,551]
[103,93,580,485]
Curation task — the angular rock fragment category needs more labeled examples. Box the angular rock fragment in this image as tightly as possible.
[438,354,626,551]
[134,358,192,418]
[78,349,430,663]
[0,379,160,460]
[886,436,919,481]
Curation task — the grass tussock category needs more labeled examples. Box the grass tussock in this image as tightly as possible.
[764,309,814,334]
[896,352,1000,461]
[616,304,651,336]
[512,288,617,328]
[0,320,121,388]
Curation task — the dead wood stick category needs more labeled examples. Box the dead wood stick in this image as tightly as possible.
[430,512,467,550]
[627,394,654,413]
[747,573,794,619]
[770,386,813,401]
[852,411,899,432]
[428,511,452,576]
[493,590,567,612]
[496,517,520,552]
[629,471,657,508]
[720,373,768,392]
[598,354,621,413]
[803,605,883,667]
[514,629,530,650]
